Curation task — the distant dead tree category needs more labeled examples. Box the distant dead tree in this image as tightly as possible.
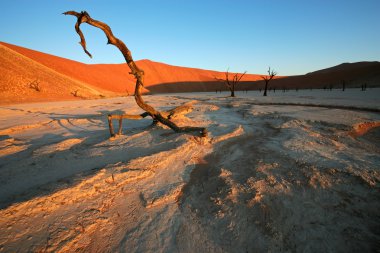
[64,11,206,137]
[71,89,79,97]
[29,79,41,92]
[261,67,277,96]
[214,69,247,97]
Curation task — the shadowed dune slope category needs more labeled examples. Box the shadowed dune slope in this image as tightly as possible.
[267,61,380,90]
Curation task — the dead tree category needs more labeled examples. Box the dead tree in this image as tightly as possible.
[71,89,79,97]
[64,11,206,137]
[29,79,41,92]
[214,69,246,97]
[261,67,277,96]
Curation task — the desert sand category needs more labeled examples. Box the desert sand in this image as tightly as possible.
[0,89,379,252]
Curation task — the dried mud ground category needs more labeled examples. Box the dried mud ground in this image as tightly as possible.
[0,90,379,252]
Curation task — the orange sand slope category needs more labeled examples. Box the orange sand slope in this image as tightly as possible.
[0,43,116,104]
[1,41,379,104]
[0,42,262,101]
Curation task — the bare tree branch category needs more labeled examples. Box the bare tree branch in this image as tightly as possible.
[64,11,207,137]
[235,71,247,83]
[214,69,246,97]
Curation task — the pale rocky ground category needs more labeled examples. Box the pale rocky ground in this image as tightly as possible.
[0,89,379,252]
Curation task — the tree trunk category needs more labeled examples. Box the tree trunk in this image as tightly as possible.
[64,11,207,137]
[263,81,268,96]
[261,67,276,97]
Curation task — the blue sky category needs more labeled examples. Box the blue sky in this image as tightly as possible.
[1,0,379,75]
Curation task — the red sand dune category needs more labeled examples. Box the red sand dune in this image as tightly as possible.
[1,42,135,94]
[0,43,117,104]
[0,42,263,96]
[1,41,379,104]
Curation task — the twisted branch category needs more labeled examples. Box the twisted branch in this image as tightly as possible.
[64,11,207,137]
